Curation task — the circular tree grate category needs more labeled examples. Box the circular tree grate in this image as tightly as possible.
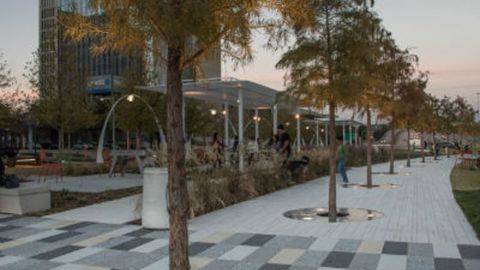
[283,207,384,223]
[342,183,399,189]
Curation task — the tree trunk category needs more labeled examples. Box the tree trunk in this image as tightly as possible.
[421,132,425,163]
[406,128,411,167]
[328,102,337,222]
[366,108,373,187]
[433,131,437,160]
[136,131,141,150]
[389,121,395,174]
[67,133,72,150]
[59,126,65,154]
[446,133,450,158]
[127,131,130,150]
[166,46,190,270]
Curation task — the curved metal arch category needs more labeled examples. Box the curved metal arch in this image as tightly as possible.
[96,94,163,163]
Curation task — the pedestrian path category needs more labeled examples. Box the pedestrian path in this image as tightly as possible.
[190,157,478,245]
[23,174,142,193]
[0,157,478,270]
[46,195,142,224]
[0,215,478,270]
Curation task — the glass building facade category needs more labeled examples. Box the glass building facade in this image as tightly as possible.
[39,0,138,95]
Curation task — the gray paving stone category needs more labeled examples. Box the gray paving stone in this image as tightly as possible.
[32,245,83,260]
[125,228,154,237]
[349,253,380,270]
[0,216,44,227]
[0,258,61,270]
[382,241,408,255]
[321,251,355,268]
[2,241,63,258]
[288,266,316,270]
[222,233,256,246]
[56,222,95,231]
[292,250,328,268]
[0,227,43,239]
[94,235,136,248]
[406,256,435,270]
[74,222,123,234]
[189,242,216,256]
[463,259,480,270]
[244,247,282,264]
[264,235,315,250]
[0,237,11,243]
[202,259,237,270]
[408,243,434,257]
[458,245,480,259]
[38,231,82,243]
[75,249,158,270]
[150,245,169,259]
[0,225,19,233]
[243,234,276,247]
[110,237,154,251]
[142,229,170,239]
[231,261,263,270]
[258,264,290,270]
[434,258,466,270]
[333,239,361,252]
[197,243,236,258]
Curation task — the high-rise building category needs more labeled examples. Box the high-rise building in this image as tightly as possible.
[39,0,139,95]
[39,0,221,95]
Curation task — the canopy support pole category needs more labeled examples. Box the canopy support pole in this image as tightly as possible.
[224,103,229,147]
[238,89,244,170]
[316,120,320,146]
[272,104,278,135]
[349,123,353,145]
[342,122,346,145]
[254,109,259,141]
[296,112,301,152]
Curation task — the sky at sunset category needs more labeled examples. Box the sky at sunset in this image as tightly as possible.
[1,0,479,110]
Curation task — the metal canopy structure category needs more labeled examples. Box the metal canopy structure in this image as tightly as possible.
[313,119,365,146]
[141,77,277,110]
[140,77,281,170]
[140,77,331,169]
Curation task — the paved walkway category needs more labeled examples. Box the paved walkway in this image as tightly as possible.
[46,195,142,224]
[23,174,142,193]
[0,157,478,270]
[190,157,478,245]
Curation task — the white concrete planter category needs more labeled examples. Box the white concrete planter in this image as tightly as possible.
[0,185,51,215]
[142,167,169,229]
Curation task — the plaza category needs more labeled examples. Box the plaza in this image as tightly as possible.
[0,157,479,270]
[2,1,480,270]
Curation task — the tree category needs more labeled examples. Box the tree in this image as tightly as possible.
[62,1,305,268]
[276,0,368,221]
[396,73,428,166]
[452,96,477,146]
[426,94,442,160]
[30,46,97,151]
[438,96,456,158]
[339,5,389,186]
[0,52,15,89]
[377,45,417,174]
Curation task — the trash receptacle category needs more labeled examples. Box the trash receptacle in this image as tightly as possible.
[142,167,169,229]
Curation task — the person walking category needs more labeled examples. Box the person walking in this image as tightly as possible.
[336,136,349,183]
[276,125,291,162]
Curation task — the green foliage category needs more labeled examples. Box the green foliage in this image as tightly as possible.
[30,46,98,149]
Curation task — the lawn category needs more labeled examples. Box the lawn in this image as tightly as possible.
[451,165,480,239]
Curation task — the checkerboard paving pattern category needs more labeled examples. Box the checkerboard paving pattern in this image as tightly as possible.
[0,215,479,270]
